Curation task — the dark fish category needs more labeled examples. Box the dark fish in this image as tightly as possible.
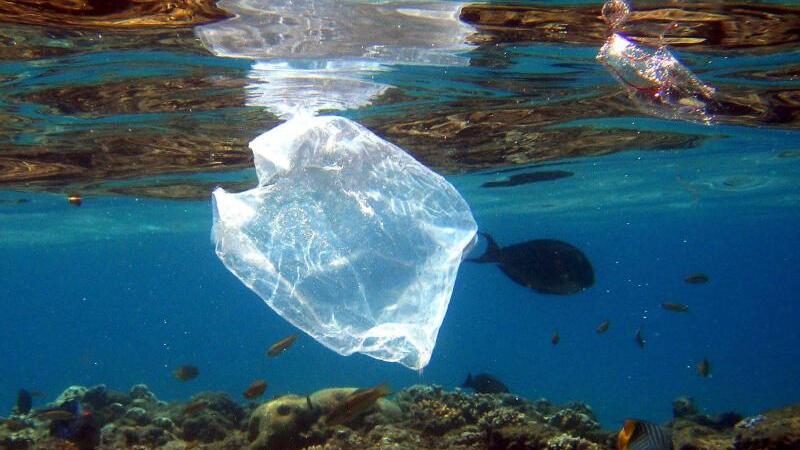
[243,380,267,399]
[183,401,208,415]
[596,319,610,335]
[684,273,709,284]
[635,327,645,348]
[697,358,711,377]
[618,419,673,450]
[173,365,199,381]
[551,331,560,346]
[661,302,689,313]
[324,383,390,426]
[67,194,82,206]
[15,389,32,415]
[481,170,573,188]
[267,334,298,357]
[34,409,75,421]
[462,373,509,394]
[45,399,98,445]
[467,233,594,295]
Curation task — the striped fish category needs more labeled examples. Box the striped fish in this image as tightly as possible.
[618,419,673,450]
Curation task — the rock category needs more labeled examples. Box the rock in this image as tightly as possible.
[247,394,319,450]
[55,385,87,404]
[123,407,149,426]
[674,396,699,418]
[129,384,157,401]
[153,416,175,431]
[733,405,800,450]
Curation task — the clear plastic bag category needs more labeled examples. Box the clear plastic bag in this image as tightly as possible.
[212,114,477,369]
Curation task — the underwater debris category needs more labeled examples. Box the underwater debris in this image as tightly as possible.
[601,0,630,30]
[243,380,268,400]
[635,327,645,348]
[467,232,595,295]
[212,114,477,370]
[697,358,711,378]
[481,170,573,188]
[597,32,717,124]
[618,419,673,450]
[684,273,710,284]
[267,334,298,357]
[661,302,689,313]
[172,365,199,382]
[596,319,610,335]
[462,373,510,394]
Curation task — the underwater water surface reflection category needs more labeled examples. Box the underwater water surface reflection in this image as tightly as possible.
[0,1,799,449]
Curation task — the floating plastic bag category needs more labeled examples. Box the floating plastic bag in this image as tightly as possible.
[212,115,477,370]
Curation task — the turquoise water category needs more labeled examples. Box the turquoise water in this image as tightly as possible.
[2,0,800,430]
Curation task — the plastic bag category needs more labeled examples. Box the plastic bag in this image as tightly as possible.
[212,114,477,370]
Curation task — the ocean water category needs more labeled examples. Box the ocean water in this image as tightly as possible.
[2,0,800,431]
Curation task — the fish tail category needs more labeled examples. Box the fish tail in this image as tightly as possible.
[462,373,473,388]
[467,232,500,263]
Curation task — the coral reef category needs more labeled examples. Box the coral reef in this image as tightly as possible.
[2,384,799,450]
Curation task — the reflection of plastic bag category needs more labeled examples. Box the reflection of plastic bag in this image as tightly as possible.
[212,114,477,370]
[597,33,717,124]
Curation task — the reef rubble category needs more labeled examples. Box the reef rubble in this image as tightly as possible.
[1,384,798,450]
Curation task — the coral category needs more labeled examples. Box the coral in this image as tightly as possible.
[546,434,604,450]
[477,407,526,430]
[55,386,88,405]
[674,396,699,418]
[407,399,466,435]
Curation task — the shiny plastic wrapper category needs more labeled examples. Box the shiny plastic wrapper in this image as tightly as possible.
[212,115,477,369]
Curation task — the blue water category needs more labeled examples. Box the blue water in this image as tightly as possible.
[2,0,800,431]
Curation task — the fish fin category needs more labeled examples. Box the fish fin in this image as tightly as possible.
[466,232,500,263]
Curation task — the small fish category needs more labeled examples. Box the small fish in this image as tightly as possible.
[635,327,645,348]
[617,419,673,450]
[661,302,689,313]
[684,273,709,284]
[183,401,208,415]
[697,358,711,377]
[243,380,267,399]
[15,389,32,415]
[33,409,75,421]
[324,383,391,426]
[267,334,298,357]
[596,319,610,335]
[67,194,83,207]
[462,373,509,394]
[467,233,594,295]
[551,331,560,346]
[173,365,199,381]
